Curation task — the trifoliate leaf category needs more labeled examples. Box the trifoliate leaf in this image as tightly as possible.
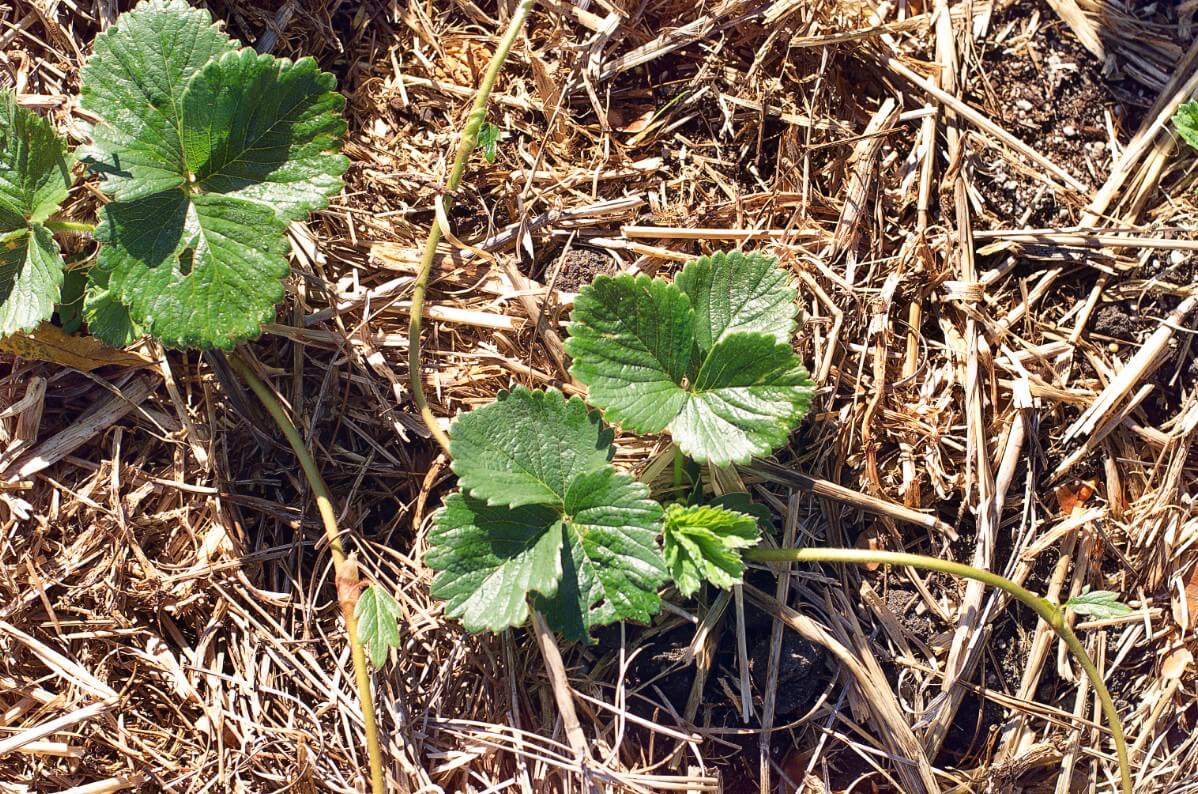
[1173,101,1198,152]
[565,274,694,433]
[428,387,667,639]
[663,503,759,597]
[567,258,814,465]
[673,333,814,466]
[355,585,405,668]
[0,92,73,337]
[79,0,238,202]
[538,468,666,641]
[0,225,66,337]
[675,250,796,352]
[79,1,348,350]
[83,264,143,347]
[450,386,613,509]
[428,494,565,633]
[1064,590,1134,620]
[477,122,501,163]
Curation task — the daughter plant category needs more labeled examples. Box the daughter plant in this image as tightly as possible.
[423,250,1134,793]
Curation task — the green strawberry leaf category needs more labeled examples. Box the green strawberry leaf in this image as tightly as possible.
[567,258,813,465]
[538,468,666,641]
[354,584,405,668]
[1173,101,1198,152]
[675,250,796,352]
[0,91,74,337]
[428,494,565,633]
[662,503,759,597]
[0,225,66,337]
[79,0,238,202]
[450,386,612,509]
[672,333,814,466]
[564,274,694,433]
[1064,590,1134,620]
[477,122,501,163]
[0,92,74,228]
[79,1,348,350]
[83,264,143,347]
[429,387,667,638]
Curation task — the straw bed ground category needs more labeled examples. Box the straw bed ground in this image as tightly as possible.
[2,0,1197,792]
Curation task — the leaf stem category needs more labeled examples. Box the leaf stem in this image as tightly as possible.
[672,445,684,490]
[227,354,386,794]
[742,546,1131,794]
[408,0,534,455]
[45,219,96,234]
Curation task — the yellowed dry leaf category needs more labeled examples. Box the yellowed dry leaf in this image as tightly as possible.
[0,323,151,371]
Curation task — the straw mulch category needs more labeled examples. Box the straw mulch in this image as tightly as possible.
[2,0,1197,791]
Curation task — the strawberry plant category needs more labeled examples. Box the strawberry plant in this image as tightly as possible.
[0,2,394,791]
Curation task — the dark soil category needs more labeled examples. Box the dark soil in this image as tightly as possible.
[549,246,615,292]
[968,0,1140,228]
[748,632,827,718]
[1090,303,1139,341]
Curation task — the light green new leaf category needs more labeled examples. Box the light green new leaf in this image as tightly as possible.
[673,334,814,466]
[450,386,612,508]
[662,503,759,597]
[355,585,405,668]
[79,0,238,202]
[0,92,73,337]
[538,468,666,641]
[675,250,796,352]
[1173,101,1198,152]
[83,265,143,347]
[427,493,565,633]
[1064,590,1134,620]
[565,274,694,433]
[80,1,348,349]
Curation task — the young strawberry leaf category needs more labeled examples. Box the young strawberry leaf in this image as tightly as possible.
[477,122,501,163]
[1064,590,1134,620]
[0,91,74,337]
[427,387,667,639]
[662,503,760,597]
[536,468,666,641]
[355,584,405,667]
[1173,101,1198,152]
[674,250,797,352]
[564,274,694,433]
[567,257,814,466]
[449,386,612,508]
[79,0,348,350]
